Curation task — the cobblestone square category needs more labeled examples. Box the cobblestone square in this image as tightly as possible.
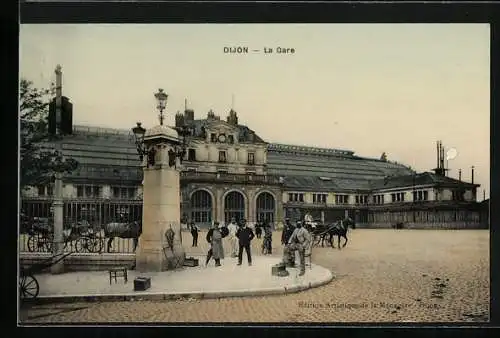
[19,229,489,323]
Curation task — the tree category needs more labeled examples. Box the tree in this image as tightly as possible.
[19,78,78,191]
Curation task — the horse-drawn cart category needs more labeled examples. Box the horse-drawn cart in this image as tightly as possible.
[19,251,72,300]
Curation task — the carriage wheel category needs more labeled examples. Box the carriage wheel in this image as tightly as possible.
[74,237,87,253]
[19,274,39,299]
[27,235,50,252]
[85,236,102,253]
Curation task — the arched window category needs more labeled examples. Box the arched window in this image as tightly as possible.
[224,191,245,224]
[256,192,275,224]
[190,190,213,225]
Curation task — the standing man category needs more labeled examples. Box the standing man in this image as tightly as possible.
[190,221,199,247]
[281,218,295,245]
[236,219,255,266]
[227,217,239,257]
[282,220,311,276]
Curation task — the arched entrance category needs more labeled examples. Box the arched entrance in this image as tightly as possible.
[190,190,213,226]
[256,192,275,224]
[224,191,245,224]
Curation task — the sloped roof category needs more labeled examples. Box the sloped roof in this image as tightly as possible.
[370,172,478,191]
[266,146,414,183]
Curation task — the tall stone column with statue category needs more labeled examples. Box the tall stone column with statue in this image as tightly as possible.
[132,89,190,272]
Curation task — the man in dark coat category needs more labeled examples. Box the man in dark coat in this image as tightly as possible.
[236,219,255,266]
[190,222,199,247]
[281,218,295,245]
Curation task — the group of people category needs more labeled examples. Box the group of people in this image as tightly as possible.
[187,217,312,276]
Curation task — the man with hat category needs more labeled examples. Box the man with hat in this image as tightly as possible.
[282,220,311,276]
[205,221,229,267]
[236,218,255,266]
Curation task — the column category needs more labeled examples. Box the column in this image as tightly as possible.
[51,172,64,274]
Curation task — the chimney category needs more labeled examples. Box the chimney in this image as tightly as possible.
[440,142,445,172]
[436,141,440,169]
[471,166,475,185]
[458,169,462,181]
[207,109,215,120]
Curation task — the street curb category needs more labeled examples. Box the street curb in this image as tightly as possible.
[22,267,334,305]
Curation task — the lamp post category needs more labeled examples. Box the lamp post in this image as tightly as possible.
[131,88,191,272]
[51,65,64,274]
[154,88,168,126]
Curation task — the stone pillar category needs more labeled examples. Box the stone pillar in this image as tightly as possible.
[51,172,64,274]
[247,188,256,226]
[217,187,224,223]
[321,210,325,223]
[135,126,185,272]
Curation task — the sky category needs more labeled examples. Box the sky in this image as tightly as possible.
[19,24,490,199]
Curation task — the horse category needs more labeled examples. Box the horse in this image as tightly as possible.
[103,221,142,253]
[321,217,355,249]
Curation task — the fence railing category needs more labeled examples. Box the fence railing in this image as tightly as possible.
[19,198,142,253]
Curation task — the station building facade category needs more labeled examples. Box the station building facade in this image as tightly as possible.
[22,108,487,230]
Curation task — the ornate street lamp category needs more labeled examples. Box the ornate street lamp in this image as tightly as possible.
[132,89,190,167]
[132,122,147,161]
[154,88,168,126]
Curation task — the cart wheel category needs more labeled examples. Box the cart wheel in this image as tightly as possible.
[87,236,103,253]
[19,274,39,299]
[26,235,36,252]
[27,235,49,252]
[78,236,100,253]
[74,237,86,253]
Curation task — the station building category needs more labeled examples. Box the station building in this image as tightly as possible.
[22,107,487,230]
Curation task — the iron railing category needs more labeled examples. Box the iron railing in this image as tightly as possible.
[19,198,142,253]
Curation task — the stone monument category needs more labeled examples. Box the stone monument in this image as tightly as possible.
[134,120,186,272]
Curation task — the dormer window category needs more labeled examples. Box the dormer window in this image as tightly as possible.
[210,133,217,142]
[228,135,234,144]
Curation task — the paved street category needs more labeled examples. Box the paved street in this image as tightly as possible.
[19,229,489,323]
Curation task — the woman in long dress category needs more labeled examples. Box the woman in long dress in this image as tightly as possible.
[205,222,229,267]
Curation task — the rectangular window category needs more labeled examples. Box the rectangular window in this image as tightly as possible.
[335,194,348,204]
[46,185,54,196]
[93,186,101,198]
[423,191,429,200]
[247,152,255,165]
[112,187,120,198]
[188,149,196,161]
[288,193,304,202]
[228,135,234,144]
[210,133,217,142]
[219,151,227,163]
[313,193,327,204]
[77,185,84,198]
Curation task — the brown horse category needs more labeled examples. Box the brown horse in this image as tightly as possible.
[103,221,142,253]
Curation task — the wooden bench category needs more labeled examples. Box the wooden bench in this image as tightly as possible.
[109,267,128,284]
